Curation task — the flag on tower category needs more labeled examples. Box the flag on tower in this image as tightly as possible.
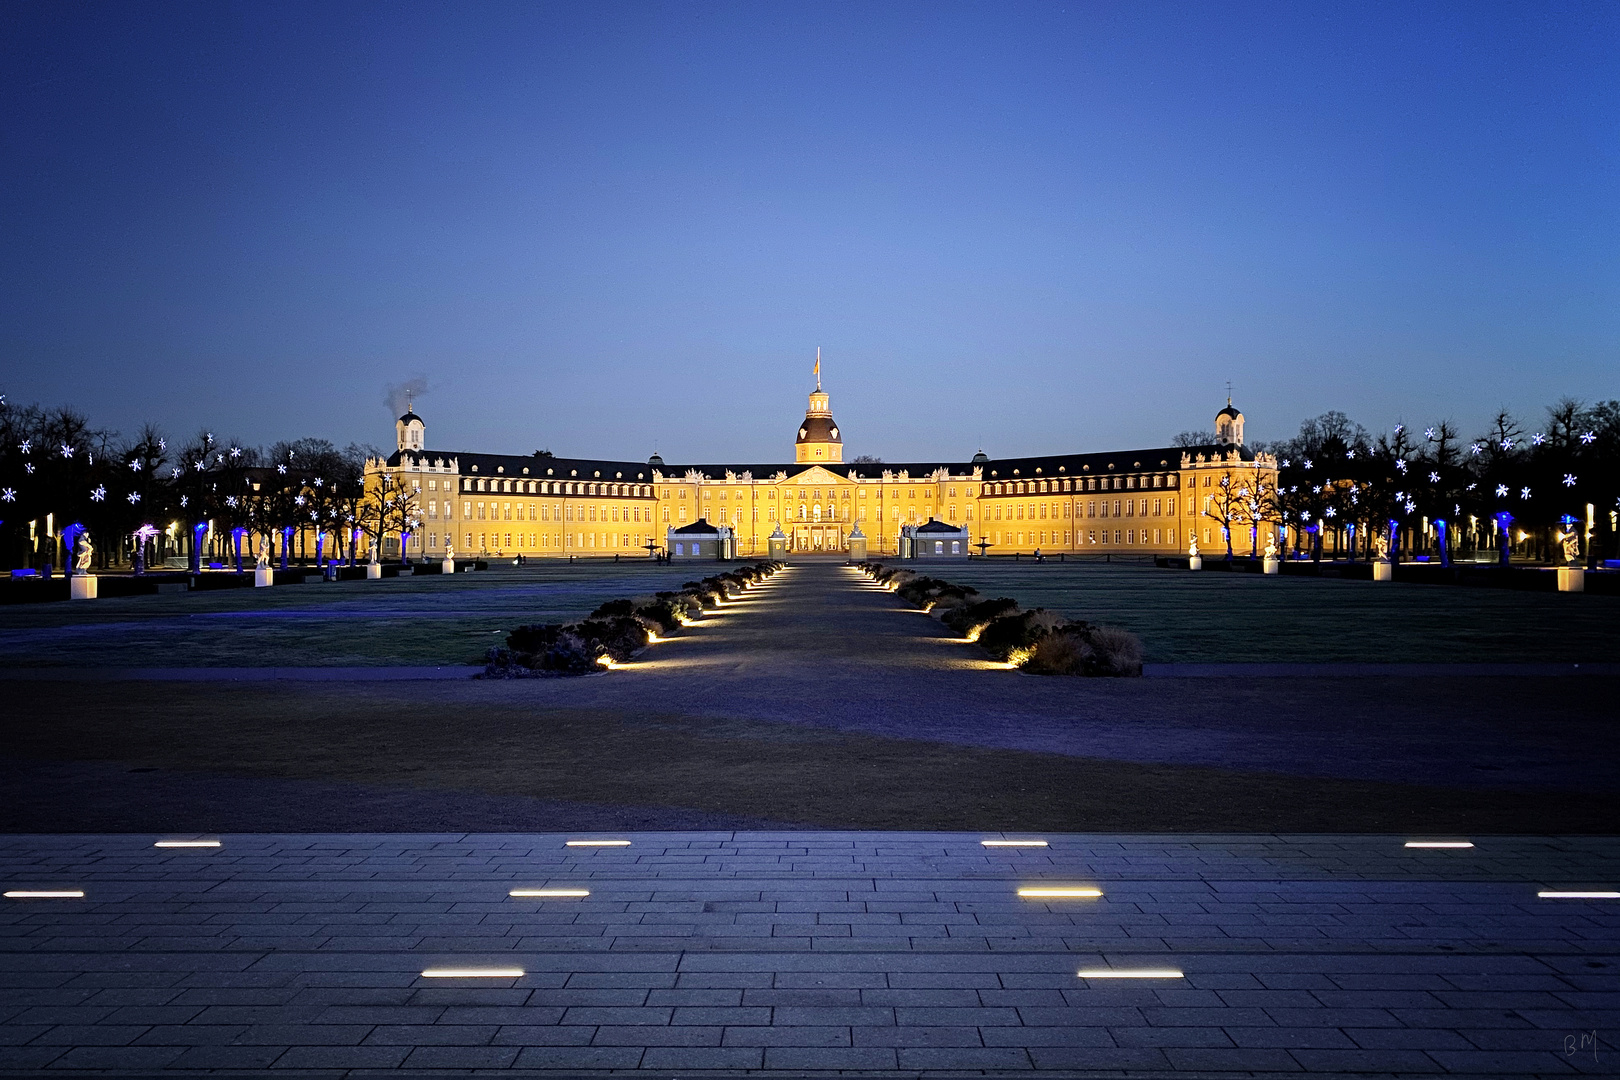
[814,347,821,389]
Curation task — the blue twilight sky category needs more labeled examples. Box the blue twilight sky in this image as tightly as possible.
[1,1,1616,463]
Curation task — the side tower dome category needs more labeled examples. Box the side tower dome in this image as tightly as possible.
[396,409,425,452]
[1215,398,1244,447]
[794,381,843,463]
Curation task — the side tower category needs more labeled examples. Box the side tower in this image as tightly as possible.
[1215,398,1244,447]
[396,409,425,452]
[793,362,844,463]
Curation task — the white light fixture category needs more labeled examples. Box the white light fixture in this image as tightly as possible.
[154,840,221,848]
[509,889,590,898]
[1018,887,1102,898]
[1077,968,1183,979]
[1404,841,1473,849]
[4,891,84,899]
[1538,891,1620,899]
[420,968,525,978]
[566,840,630,847]
[983,840,1048,847]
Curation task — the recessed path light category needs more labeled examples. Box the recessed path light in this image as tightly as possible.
[1404,841,1474,849]
[420,968,524,979]
[566,840,630,847]
[4,891,84,899]
[1538,891,1620,899]
[1078,968,1183,979]
[154,840,221,848]
[1018,887,1102,898]
[983,839,1048,847]
[509,889,590,898]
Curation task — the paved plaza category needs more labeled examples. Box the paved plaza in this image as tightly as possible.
[1,832,1616,1076]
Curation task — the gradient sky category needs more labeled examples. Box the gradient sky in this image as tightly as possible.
[2,1,1616,463]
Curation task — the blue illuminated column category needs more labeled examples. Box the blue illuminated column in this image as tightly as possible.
[1494,511,1513,567]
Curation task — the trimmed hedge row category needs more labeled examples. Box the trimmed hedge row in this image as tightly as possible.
[858,562,1143,677]
[482,561,784,677]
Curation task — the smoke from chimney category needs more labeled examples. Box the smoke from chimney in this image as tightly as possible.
[385,377,429,419]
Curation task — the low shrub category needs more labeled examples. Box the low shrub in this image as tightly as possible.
[940,596,1019,638]
[976,607,1066,662]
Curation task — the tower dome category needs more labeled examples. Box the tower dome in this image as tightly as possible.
[971,449,989,465]
[794,378,843,463]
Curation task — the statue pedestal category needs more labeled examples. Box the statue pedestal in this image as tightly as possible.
[70,575,97,600]
[366,564,382,580]
[254,567,274,587]
[1262,556,1279,575]
[1373,559,1393,582]
[1557,566,1585,593]
[1188,556,1201,571]
[441,559,456,575]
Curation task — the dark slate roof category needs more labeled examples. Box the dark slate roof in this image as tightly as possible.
[973,443,1253,480]
[399,411,423,425]
[387,449,658,483]
[795,415,841,444]
[671,518,721,534]
[914,518,967,533]
[1218,404,1242,419]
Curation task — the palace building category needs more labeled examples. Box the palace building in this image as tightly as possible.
[370,376,1276,559]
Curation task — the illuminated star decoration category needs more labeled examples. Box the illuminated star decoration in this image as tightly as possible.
[0,488,13,502]
[1563,474,1577,487]
[230,447,241,459]
[1281,458,1290,468]
[225,496,238,508]
[90,485,106,502]
[171,467,182,479]
[1303,458,1313,470]
[1425,427,1435,439]
[1405,500,1417,512]
[277,464,287,475]
[180,496,188,508]
[1312,485,1322,494]
[1428,472,1440,483]
[60,443,74,458]
[126,492,141,504]
[1300,511,1310,521]
[1395,459,1408,472]
[1581,431,1596,445]
[1346,448,1356,459]
[129,459,142,471]
[294,495,305,506]
[1520,487,1532,499]
[157,438,166,451]
[314,477,323,487]
[194,460,206,471]
[19,440,31,454]
[205,432,213,445]
[24,464,34,475]
[1496,484,1509,497]
[1532,433,1546,446]
[1325,507,1337,518]
[1470,443,1483,455]
[1394,424,1404,434]
[1466,483,1477,491]
[1502,438,1515,450]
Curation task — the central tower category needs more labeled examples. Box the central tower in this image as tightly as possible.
[793,353,843,463]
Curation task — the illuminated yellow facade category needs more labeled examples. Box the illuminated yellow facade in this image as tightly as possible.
[371,385,1277,558]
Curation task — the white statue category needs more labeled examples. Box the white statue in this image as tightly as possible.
[444,541,454,561]
[1374,532,1390,561]
[255,537,270,569]
[73,532,93,575]
[1563,531,1581,565]
[368,538,379,565]
[1263,536,1276,559]
[1188,537,1199,558]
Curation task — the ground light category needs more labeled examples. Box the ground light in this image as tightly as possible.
[566,839,631,847]
[1077,968,1184,979]
[983,840,1048,847]
[509,889,590,898]
[420,968,525,979]
[155,840,221,848]
[1538,891,1620,899]
[1018,887,1102,898]
[4,891,84,899]
[1404,841,1474,849]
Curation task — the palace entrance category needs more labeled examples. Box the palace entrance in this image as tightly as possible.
[792,526,845,553]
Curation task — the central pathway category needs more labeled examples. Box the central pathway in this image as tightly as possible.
[1,832,1614,1076]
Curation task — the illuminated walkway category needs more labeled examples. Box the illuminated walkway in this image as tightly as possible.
[0,832,1615,1075]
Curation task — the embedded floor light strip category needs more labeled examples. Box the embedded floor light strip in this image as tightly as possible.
[154,840,221,848]
[1018,887,1103,898]
[566,839,630,847]
[509,889,590,898]
[4,891,84,899]
[1078,968,1184,979]
[1404,841,1474,849]
[420,968,525,979]
[983,839,1048,847]
[1538,891,1620,899]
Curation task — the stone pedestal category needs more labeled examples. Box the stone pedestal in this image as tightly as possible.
[366,564,382,580]
[254,566,274,587]
[69,575,98,600]
[1557,566,1585,593]
[442,559,456,575]
[1262,555,1279,574]
[1373,559,1393,582]
[1188,556,1201,571]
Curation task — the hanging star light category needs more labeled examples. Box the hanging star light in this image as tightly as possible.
[19,440,31,454]
[1303,458,1314,469]
[1520,487,1532,499]
[0,488,14,502]
[294,495,305,506]
[229,446,241,459]
[1346,448,1356,458]
[1325,507,1337,518]
[314,477,323,487]
[129,459,141,471]
[24,463,34,474]
[1300,511,1310,521]
[60,443,74,458]
[171,466,182,478]
[1502,437,1515,450]
[1563,474,1577,487]
[1428,472,1440,483]
[1580,431,1596,445]
[1394,424,1404,434]
[1312,485,1322,494]
[1395,459,1408,472]
[180,495,188,507]
[1496,484,1509,497]
[90,485,105,502]
[1425,427,1436,439]
[157,438,166,451]
[277,464,287,474]
[225,496,238,508]
[1405,500,1417,512]
[193,460,205,471]
[126,492,141,504]
[1470,443,1483,455]
[1281,458,1291,468]
[1532,433,1546,446]
[1467,482,1477,491]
